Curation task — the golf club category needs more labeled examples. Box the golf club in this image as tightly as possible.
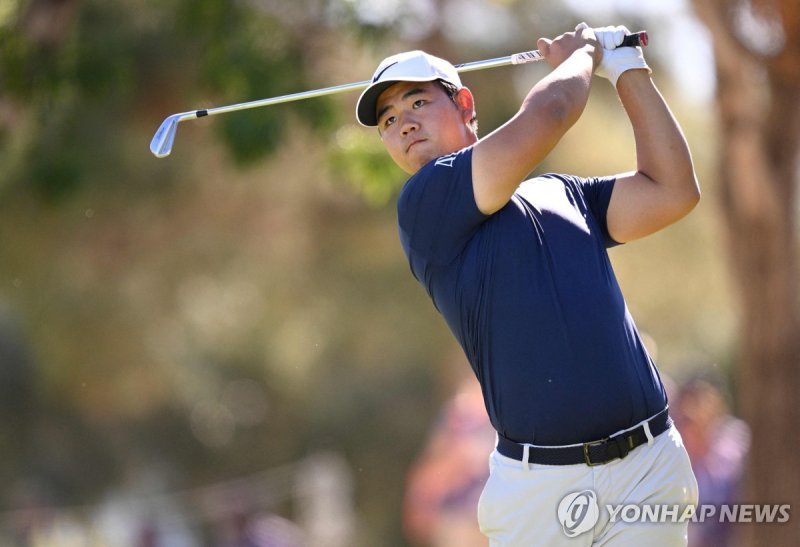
[150,31,647,158]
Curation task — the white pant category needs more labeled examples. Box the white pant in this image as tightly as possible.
[477,426,699,546]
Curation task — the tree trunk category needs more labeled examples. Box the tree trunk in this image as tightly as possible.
[690,1,800,545]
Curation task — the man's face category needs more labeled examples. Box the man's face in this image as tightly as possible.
[376,80,475,175]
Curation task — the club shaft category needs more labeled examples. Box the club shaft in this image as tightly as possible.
[185,55,537,120]
[152,31,647,157]
[194,32,645,119]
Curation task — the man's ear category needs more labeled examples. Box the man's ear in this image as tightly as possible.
[455,87,476,125]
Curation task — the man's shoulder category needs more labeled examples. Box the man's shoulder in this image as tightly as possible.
[520,173,617,200]
[419,147,474,177]
[399,147,474,206]
[532,173,582,185]
[515,173,579,198]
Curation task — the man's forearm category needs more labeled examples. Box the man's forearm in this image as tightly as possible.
[617,70,700,204]
[472,46,596,214]
[521,46,595,129]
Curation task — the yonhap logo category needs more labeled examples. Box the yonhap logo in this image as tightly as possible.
[558,490,600,537]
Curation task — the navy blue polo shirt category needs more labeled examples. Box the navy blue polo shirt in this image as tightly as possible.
[397,146,667,445]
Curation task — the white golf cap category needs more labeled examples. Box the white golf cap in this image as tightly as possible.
[356,50,462,127]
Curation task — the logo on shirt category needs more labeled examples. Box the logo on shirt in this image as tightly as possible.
[558,490,600,537]
[434,154,457,168]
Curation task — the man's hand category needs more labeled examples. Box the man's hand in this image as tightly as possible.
[594,25,651,88]
[537,22,602,71]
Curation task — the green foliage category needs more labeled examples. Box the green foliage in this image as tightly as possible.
[328,126,406,207]
[25,124,83,202]
[167,0,339,166]
[0,0,340,199]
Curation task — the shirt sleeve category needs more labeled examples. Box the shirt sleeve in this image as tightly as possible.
[397,147,488,273]
[573,174,620,247]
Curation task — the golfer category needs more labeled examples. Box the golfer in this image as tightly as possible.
[357,23,700,546]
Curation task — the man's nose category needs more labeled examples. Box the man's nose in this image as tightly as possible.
[400,115,419,135]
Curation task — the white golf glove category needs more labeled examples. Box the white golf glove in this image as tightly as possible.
[594,25,651,88]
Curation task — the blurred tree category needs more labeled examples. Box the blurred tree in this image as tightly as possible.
[0,303,36,490]
[689,1,800,544]
[0,0,339,201]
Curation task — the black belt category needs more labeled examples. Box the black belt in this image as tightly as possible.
[496,408,672,466]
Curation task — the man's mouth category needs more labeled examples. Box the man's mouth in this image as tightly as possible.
[407,139,425,153]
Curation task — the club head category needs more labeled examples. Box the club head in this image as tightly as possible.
[150,113,183,158]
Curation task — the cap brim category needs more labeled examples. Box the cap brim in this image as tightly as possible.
[356,80,400,127]
[356,76,450,127]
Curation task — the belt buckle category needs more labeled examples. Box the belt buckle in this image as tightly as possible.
[583,438,608,467]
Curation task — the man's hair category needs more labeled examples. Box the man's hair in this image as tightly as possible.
[436,79,478,135]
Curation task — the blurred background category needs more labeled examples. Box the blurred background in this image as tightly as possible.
[1,0,798,545]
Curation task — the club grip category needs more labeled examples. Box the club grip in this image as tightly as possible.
[621,31,648,48]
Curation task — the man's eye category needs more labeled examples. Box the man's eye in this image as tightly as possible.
[384,116,396,127]
[413,99,426,108]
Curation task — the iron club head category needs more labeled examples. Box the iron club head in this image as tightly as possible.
[150,113,185,158]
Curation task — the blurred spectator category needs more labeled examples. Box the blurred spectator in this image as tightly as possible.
[294,451,355,547]
[216,511,306,547]
[673,375,751,547]
[403,374,495,547]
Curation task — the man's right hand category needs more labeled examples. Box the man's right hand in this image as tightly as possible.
[537,22,602,71]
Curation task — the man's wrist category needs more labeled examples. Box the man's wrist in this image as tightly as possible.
[597,46,650,88]
[575,44,601,72]
[614,67,651,89]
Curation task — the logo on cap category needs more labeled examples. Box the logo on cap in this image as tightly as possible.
[373,62,399,83]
